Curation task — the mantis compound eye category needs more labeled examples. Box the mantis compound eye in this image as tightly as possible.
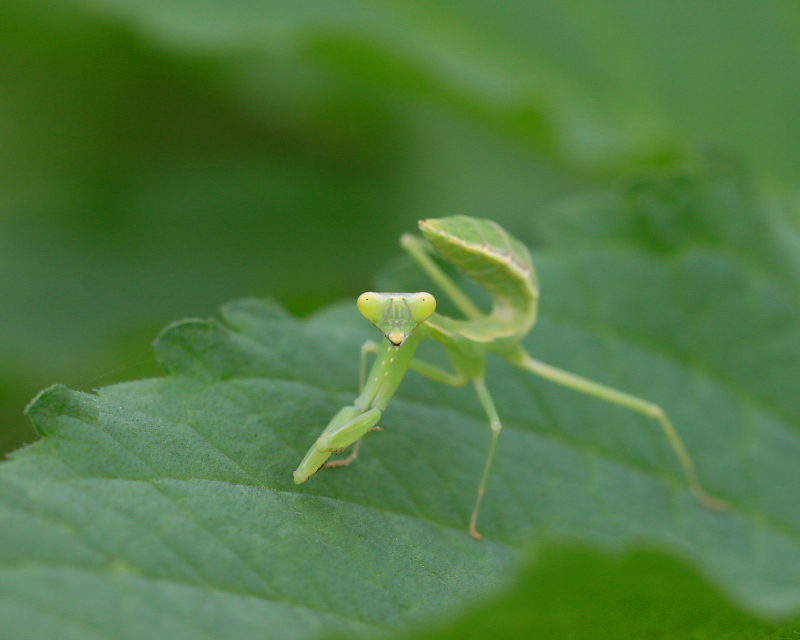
[410,292,436,324]
[357,292,384,326]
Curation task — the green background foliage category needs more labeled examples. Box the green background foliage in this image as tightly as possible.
[390,546,797,640]
[2,0,800,638]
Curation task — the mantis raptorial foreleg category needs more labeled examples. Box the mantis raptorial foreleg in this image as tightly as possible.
[316,408,382,452]
[329,341,470,467]
[359,340,380,390]
[510,349,727,511]
[325,340,382,469]
[323,440,364,469]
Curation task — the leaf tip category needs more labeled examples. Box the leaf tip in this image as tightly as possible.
[153,318,226,380]
[220,296,292,324]
[25,384,99,436]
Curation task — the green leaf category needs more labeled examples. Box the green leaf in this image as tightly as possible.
[60,0,659,166]
[3,158,800,638]
[9,0,800,460]
[382,545,790,640]
[0,0,587,455]
[62,0,800,180]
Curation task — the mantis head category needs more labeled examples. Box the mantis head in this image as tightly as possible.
[357,292,436,346]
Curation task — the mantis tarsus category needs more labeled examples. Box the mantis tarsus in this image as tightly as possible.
[294,215,726,540]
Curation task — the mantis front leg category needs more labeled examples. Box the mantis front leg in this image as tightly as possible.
[296,297,435,484]
[325,340,382,470]
[351,337,498,538]
[328,340,470,469]
[316,407,382,452]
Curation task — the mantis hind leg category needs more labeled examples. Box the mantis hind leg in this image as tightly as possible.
[510,349,727,511]
[400,233,483,320]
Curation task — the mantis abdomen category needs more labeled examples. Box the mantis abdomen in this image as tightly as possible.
[419,216,539,344]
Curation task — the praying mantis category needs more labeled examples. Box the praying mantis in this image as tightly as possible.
[294,215,725,540]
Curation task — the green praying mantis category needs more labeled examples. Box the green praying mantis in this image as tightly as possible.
[294,215,725,540]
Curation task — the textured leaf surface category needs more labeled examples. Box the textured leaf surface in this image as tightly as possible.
[3,158,800,638]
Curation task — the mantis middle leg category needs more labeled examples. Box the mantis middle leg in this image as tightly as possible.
[381,346,497,541]
[400,356,496,540]
[469,378,503,541]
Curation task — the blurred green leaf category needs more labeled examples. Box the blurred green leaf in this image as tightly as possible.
[0,0,588,453]
[6,0,800,459]
[1,159,799,638]
[384,545,795,640]
[61,0,666,166]
[62,0,800,180]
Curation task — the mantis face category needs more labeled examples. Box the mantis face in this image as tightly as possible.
[357,292,436,346]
